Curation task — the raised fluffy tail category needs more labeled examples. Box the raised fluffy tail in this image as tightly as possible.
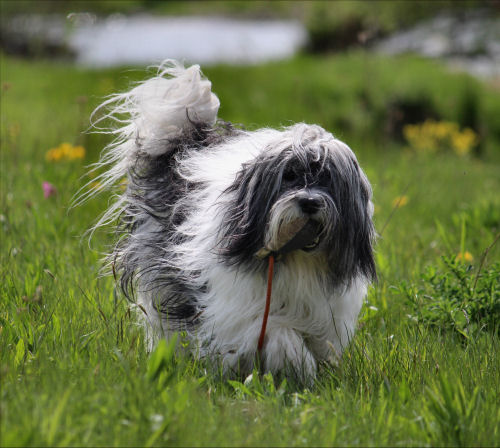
[75,60,220,204]
[76,60,220,235]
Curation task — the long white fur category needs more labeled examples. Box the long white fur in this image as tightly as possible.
[89,61,369,383]
[164,130,367,379]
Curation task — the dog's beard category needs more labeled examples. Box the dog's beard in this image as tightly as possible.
[264,190,337,254]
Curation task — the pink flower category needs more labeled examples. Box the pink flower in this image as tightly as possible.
[42,181,57,198]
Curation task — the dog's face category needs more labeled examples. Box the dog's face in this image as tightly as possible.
[220,124,376,285]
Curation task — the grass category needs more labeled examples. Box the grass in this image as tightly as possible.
[1,52,499,446]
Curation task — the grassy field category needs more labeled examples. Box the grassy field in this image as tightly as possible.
[1,52,499,446]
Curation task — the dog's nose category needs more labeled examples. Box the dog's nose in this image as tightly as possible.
[298,196,321,214]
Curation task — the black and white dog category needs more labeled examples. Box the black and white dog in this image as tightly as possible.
[89,61,376,382]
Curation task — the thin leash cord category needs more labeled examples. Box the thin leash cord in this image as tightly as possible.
[257,254,275,353]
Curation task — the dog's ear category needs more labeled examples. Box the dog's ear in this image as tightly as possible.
[322,151,376,283]
[218,154,284,266]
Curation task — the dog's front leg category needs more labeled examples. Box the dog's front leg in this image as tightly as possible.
[262,326,316,382]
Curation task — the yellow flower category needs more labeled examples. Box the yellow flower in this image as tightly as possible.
[68,145,85,160]
[403,120,479,156]
[45,147,63,161]
[451,128,478,156]
[392,195,409,208]
[46,143,86,161]
[456,251,474,263]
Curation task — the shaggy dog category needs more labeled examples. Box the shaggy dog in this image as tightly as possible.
[87,61,376,383]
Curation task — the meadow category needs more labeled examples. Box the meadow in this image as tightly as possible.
[1,52,499,446]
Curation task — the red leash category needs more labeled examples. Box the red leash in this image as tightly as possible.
[257,254,275,353]
[255,220,319,357]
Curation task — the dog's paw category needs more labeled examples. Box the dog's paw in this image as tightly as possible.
[263,327,317,382]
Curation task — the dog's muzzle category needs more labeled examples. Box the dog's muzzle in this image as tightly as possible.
[254,191,328,259]
[279,219,322,253]
[255,217,323,259]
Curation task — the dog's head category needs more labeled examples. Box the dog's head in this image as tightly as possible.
[220,123,376,285]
